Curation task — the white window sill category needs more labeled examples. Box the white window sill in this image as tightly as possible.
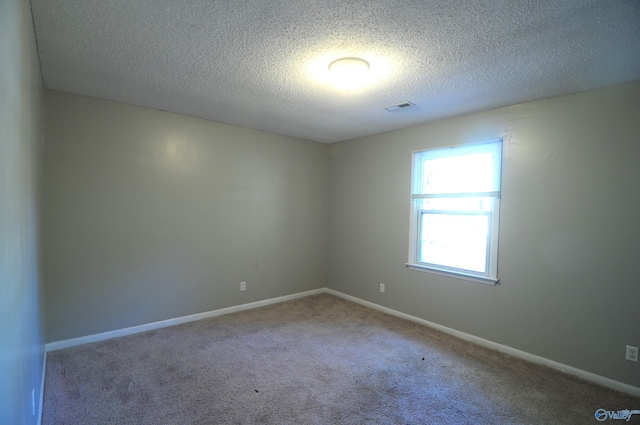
[405,263,499,285]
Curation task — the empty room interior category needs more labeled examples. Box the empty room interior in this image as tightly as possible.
[2,0,640,423]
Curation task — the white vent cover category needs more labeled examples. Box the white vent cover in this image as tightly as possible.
[384,101,415,112]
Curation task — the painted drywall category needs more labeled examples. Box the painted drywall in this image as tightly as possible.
[328,82,640,388]
[43,91,328,342]
[0,0,45,423]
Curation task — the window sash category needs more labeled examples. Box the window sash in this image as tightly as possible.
[412,141,502,196]
[416,209,492,275]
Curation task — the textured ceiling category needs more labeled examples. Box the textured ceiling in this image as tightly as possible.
[30,0,640,143]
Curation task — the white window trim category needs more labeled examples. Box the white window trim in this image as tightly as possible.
[405,263,499,285]
[408,140,502,284]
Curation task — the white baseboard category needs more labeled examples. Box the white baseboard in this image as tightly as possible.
[325,288,640,398]
[44,286,640,397]
[45,288,325,352]
[37,350,46,425]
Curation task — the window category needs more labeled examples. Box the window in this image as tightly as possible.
[407,140,503,284]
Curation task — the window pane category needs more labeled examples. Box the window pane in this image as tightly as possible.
[422,153,494,194]
[419,213,489,273]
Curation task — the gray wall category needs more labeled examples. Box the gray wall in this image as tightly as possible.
[43,91,328,342]
[41,72,640,389]
[328,82,640,388]
[0,0,45,424]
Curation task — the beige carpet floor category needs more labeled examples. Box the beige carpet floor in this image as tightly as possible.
[43,294,639,424]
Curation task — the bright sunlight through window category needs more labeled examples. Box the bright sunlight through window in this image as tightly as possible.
[408,140,503,284]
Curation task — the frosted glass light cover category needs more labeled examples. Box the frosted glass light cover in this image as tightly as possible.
[328,57,370,88]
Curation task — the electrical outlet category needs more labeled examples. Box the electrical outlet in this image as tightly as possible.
[240,281,246,291]
[626,345,638,362]
[380,283,385,293]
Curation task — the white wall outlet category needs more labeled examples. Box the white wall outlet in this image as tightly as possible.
[240,281,246,291]
[626,345,638,362]
[380,283,385,293]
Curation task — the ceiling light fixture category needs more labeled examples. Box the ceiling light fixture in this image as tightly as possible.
[328,57,370,89]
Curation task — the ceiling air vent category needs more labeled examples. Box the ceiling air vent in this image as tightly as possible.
[384,101,415,112]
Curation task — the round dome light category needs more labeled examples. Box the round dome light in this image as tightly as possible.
[328,57,370,88]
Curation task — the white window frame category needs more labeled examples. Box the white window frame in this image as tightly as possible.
[407,140,503,285]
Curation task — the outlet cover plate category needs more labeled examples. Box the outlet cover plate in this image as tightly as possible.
[626,345,638,362]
